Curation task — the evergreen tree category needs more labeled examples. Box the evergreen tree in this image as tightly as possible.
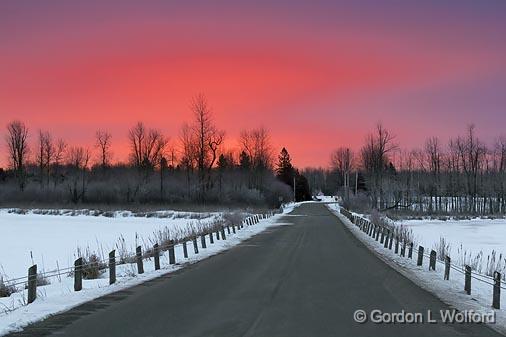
[276,147,295,187]
[217,154,230,170]
[239,151,251,170]
[295,171,312,201]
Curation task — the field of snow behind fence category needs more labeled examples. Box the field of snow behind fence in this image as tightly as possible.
[0,209,221,279]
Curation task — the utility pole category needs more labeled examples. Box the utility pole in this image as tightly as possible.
[293,176,296,202]
[355,171,358,195]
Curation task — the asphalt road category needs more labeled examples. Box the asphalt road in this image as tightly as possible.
[9,203,503,337]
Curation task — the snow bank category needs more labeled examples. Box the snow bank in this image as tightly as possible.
[326,203,506,335]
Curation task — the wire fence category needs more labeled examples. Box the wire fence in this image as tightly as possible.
[339,207,504,309]
[0,211,278,306]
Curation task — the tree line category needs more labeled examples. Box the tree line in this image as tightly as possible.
[0,94,311,208]
[305,123,506,215]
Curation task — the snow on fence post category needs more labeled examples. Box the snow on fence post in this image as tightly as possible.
[74,257,83,291]
[168,240,176,265]
[493,271,501,309]
[429,250,436,271]
[109,250,116,285]
[221,226,226,240]
[136,246,144,274]
[153,243,160,271]
[408,242,413,259]
[193,237,199,254]
[464,265,472,295]
[417,246,424,266]
[27,264,37,304]
[444,256,451,280]
[183,241,188,258]
[201,235,207,249]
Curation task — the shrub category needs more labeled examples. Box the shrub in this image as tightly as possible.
[82,254,106,279]
[0,277,16,298]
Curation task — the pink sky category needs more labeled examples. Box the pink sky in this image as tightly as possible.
[1,1,505,167]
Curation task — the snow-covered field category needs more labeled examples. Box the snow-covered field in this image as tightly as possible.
[327,203,506,335]
[0,204,297,336]
[399,218,506,265]
[0,209,220,279]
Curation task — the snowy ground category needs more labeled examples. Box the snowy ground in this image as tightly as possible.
[0,209,221,279]
[399,218,506,269]
[0,204,297,336]
[327,203,506,335]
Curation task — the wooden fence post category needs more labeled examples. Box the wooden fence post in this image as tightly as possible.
[109,250,116,285]
[27,264,37,304]
[401,242,406,257]
[417,246,424,266]
[74,257,83,291]
[395,237,399,254]
[444,255,450,280]
[183,241,188,258]
[168,240,176,265]
[383,230,389,248]
[380,228,385,244]
[464,265,471,295]
[201,235,207,248]
[375,227,380,241]
[216,229,220,240]
[136,246,144,274]
[209,232,214,244]
[193,237,199,254]
[226,225,231,235]
[221,226,226,240]
[408,242,413,259]
[388,234,393,250]
[429,250,436,271]
[232,224,236,234]
[493,271,501,309]
[153,243,160,270]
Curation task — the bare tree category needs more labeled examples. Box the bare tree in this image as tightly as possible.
[424,137,442,212]
[36,130,54,186]
[66,146,90,203]
[360,123,397,209]
[128,122,167,169]
[51,138,67,187]
[5,121,29,190]
[95,129,112,169]
[239,127,273,170]
[189,94,224,196]
[330,147,354,200]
